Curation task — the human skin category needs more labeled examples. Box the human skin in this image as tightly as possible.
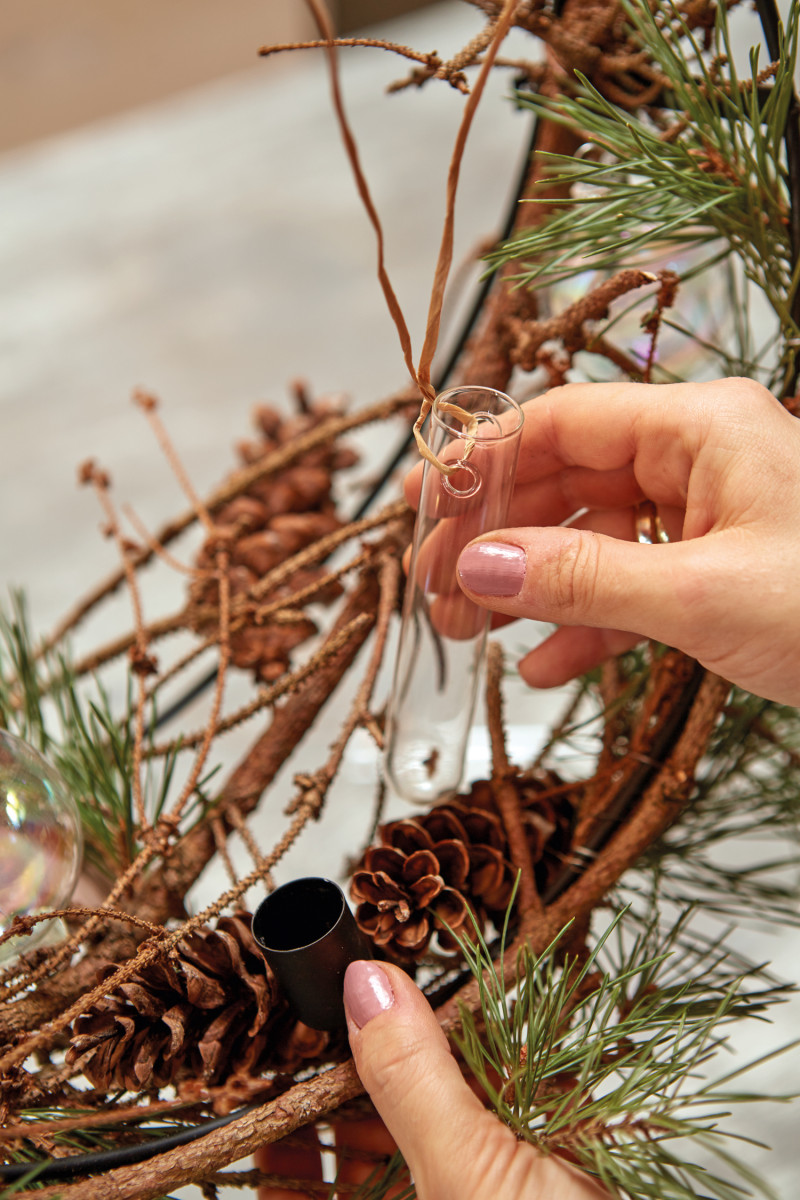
[257,961,610,1200]
[407,377,800,705]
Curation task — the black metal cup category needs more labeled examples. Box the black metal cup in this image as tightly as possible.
[252,877,371,1030]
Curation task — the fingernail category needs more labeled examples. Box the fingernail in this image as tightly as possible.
[344,961,395,1028]
[458,542,526,597]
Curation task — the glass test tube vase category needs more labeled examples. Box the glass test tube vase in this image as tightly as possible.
[384,386,524,804]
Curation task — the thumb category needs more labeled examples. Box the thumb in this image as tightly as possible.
[456,528,699,651]
[343,960,607,1200]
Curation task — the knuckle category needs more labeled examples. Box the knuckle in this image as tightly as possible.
[723,376,772,402]
[547,531,600,615]
[717,376,780,417]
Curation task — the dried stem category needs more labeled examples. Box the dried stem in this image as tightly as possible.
[509,269,675,371]
[0,1097,200,1144]
[157,543,231,825]
[70,501,406,679]
[14,1062,364,1200]
[226,803,274,891]
[211,814,238,887]
[80,464,151,833]
[141,561,388,913]
[258,35,443,76]
[485,642,542,919]
[286,551,400,817]
[43,391,415,651]
[147,612,373,758]
[306,0,419,392]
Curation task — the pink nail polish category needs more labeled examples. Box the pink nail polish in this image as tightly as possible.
[458,542,526,597]
[344,961,394,1028]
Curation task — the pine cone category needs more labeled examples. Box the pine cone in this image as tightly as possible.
[350,800,516,963]
[186,389,357,682]
[66,913,338,1092]
[351,779,577,963]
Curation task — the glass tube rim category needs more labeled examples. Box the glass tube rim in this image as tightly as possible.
[432,385,524,441]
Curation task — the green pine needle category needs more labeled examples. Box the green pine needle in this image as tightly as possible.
[0,591,216,879]
[452,901,796,1200]
[489,0,799,384]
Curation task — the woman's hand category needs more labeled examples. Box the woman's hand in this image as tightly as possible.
[256,963,609,1200]
[341,960,608,1200]
[431,378,800,705]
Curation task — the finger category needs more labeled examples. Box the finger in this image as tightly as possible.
[518,625,642,688]
[255,1126,323,1199]
[405,441,646,525]
[456,527,699,655]
[409,506,495,594]
[343,960,608,1200]
[428,592,487,640]
[511,381,709,500]
[504,464,645,528]
[567,504,685,543]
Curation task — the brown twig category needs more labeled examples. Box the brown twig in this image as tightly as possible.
[509,268,668,370]
[258,34,444,78]
[146,612,373,758]
[0,1097,201,1143]
[69,502,406,679]
[305,0,419,394]
[42,391,415,651]
[485,642,542,918]
[78,462,151,834]
[285,551,400,817]
[225,804,275,892]
[13,1062,364,1200]
[143,559,389,913]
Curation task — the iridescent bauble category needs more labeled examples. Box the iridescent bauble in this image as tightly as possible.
[0,729,83,964]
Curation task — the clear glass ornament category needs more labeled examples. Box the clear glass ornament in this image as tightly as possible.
[0,729,83,964]
[384,386,524,804]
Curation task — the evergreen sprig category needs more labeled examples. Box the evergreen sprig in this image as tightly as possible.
[488,0,799,384]
[0,592,214,879]
[453,904,796,1200]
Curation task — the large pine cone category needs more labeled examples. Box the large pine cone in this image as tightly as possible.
[66,913,336,1093]
[350,779,575,963]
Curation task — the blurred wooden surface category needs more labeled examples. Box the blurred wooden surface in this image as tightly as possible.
[0,0,438,153]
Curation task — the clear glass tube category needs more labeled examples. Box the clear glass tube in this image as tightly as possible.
[384,386,524,804]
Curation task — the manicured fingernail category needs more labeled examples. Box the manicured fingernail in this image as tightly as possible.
[344,961,394,1028]
[458,542,526,597]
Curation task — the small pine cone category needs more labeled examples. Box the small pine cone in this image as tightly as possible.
[214,496,270,535]
[67,914,286,1092]
[463,776,575,895]
[351,804,515,963]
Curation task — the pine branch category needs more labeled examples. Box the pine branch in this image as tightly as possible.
[487,0,800,385]
[453,904,796,1200]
